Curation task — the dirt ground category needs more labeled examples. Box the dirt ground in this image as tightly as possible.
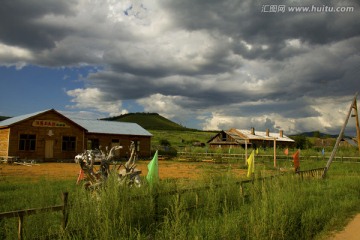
[328,214,360,240]
[0,161,248,181]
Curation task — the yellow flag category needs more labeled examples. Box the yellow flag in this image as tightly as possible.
[247,150,255,177]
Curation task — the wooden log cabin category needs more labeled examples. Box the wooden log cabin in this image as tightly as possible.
[0,109,152,161]
[207,127,295,149]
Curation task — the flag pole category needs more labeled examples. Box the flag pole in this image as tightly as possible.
[245,139,248,165]
[273,138,277,168]
[253,151,255,179]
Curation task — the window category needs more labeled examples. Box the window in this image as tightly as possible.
[221,132,227,141]
[135,140,140,151]
[87,139,99,150]
[62,136,76,151]
[19,134,36,151]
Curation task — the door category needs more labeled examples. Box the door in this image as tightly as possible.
[45,140,54,159]
[111,139,121,157]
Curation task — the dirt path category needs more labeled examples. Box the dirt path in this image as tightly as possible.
[327,214,360,240]
[0,161,248,181]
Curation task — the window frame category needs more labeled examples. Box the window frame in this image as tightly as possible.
[19,134,36,151]
[62,136,76,152]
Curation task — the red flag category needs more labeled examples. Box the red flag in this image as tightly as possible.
[284,148,289,155]
[76,169,85,184]
[293,150,300,171]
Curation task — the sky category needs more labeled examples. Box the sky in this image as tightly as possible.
[0,0,359,136]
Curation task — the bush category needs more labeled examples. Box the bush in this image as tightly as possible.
[154,146,178,158]
[159,139,171,146]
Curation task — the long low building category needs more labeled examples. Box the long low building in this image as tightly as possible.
[207,127,295,149]
[0,109,152,161]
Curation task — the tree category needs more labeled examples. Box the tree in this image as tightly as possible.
[159,139,171,146]
[292,135,313,149]
[313,131,321,138]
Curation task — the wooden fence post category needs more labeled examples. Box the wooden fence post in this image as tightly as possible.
[195,192,199,209]
[240,182,244,197]
[154,192,159,223]
[62,192,69,230]
[18,213,24,240]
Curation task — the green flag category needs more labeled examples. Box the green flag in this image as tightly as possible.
[146,150,159,185]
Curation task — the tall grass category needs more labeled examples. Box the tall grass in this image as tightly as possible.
[1,162,360,239]
[0,178,74,239]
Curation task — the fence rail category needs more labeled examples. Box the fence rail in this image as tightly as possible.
[0,192,68,240]
[177,152,360,162]
[296,168,326,179]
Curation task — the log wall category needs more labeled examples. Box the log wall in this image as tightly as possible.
[1,110,152,161]
[7,111,85,160]
[0,128,10,156]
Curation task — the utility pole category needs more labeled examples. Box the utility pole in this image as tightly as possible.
[322,92,358,178]
[352,98,360,153]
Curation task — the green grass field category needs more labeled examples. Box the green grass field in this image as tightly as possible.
[1,156,360,239]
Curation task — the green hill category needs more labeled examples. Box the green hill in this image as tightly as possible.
[101,112,194,131]
[0,116,11,121]
[290,131,338,138]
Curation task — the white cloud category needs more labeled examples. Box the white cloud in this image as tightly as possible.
[137,93,187,119]
[201,113,235,131]
[0,43,32,69]
[200,94,358,135]
[66,88,128,116]
[60,110,106,120]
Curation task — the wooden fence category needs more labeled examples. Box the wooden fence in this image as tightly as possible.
[0,166,328,239]
[131,174,281,221]
[296,168,326,179]
[177,152,360,163]
[0,192,68,240]
[0,176,275,239]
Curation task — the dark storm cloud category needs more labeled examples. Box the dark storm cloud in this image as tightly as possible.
[208,97,322,120]
[0,0,359,132]
[270,37,360,100]
[86,71,155,99]
[242,101,321,119]
[87,68,257,109]
[0,0,76,50]
[162,0,360,60]
[103,39,240,78]
[89,0,360,112]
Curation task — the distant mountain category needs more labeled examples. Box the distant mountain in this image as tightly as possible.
[0,116,11,121]
[290,131,338,138]
[101,112,196,131]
